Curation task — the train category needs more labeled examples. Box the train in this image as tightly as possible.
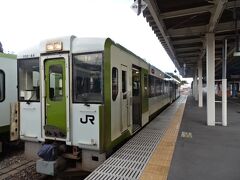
[0,52,18,153]
[17,36,180,175]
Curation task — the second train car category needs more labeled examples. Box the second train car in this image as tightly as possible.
[0,52,17,153]
[17,36,180,175]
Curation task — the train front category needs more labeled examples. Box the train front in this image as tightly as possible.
[18,36,106,175]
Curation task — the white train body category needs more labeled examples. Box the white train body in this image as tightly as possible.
[17,36,179,173]
[0,53,17,152]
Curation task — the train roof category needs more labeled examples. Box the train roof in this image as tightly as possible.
[164,73,181,83]
[72,37,106,53]
[17,36,107,59]
[17,36,174,80]
[17,45,40,59]
[17,36,148,65]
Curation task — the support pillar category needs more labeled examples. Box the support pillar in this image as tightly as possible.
[206,33,215,126]
[196,69,198,101]
[198,59,203,107]
[193,72,198,100]
[192,75,195,96]
[222,39,227,126]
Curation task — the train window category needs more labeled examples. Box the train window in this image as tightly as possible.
[112,67,118,101]
[144,74,148,98]
[149,75,155,97]
[18,58,40,102]
[122,70,127,99]
[132,68,140,96]
[164,81,169,94]
[0,70,5,102]
[73,53,103,103]
[160,79,164,95]
[49,65,63,101]
[155,78,161,96]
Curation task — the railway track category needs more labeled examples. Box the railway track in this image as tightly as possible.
[0,160,35,179]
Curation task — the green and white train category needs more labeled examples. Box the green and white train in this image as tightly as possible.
[17,36,180,175]
[0,52,17,153]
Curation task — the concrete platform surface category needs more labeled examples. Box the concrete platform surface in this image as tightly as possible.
[168,94,240,180]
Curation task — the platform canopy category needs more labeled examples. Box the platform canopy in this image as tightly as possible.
[142,0,240,79]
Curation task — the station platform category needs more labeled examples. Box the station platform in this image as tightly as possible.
[86,92,240,180]
[168,94,240,180]
[86,95,187,180]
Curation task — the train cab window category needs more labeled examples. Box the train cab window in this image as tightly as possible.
[0,70,5,102]
[18,58,40,102]
[112,67,118,101]
[73,53,103,103]
[49,65,63,101]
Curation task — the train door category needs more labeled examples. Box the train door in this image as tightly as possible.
[44,59,67,138]
[132,66,142,132]
[121,65,128,132]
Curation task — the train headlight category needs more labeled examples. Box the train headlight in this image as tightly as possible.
[46,41,63,52]
[46,43,54,51]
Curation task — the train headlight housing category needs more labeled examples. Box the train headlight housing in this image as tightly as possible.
[46,41,63,52]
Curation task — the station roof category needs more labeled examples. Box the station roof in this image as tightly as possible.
[143,0,240,79]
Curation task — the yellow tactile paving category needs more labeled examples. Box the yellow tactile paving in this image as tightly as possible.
[140,102,186,180]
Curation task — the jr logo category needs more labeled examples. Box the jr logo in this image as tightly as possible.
[80,115,95,125]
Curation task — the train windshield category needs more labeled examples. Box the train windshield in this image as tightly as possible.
[73,53,103,103]
[18,58,40,102]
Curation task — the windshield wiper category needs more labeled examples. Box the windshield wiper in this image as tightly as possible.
[81,93,90,106]
[26,90,36,104]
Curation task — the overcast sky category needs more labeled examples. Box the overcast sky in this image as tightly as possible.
[0,0,183,77]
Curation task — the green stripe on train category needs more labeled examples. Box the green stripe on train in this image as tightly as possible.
[0,53,16,59]
[103,38,112,151]
[103,38,132,151]
[99,105,104,152]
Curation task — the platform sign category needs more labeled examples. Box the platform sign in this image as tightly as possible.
[131,0,147,15]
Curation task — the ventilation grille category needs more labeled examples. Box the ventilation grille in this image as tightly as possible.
[86,128,167,179]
